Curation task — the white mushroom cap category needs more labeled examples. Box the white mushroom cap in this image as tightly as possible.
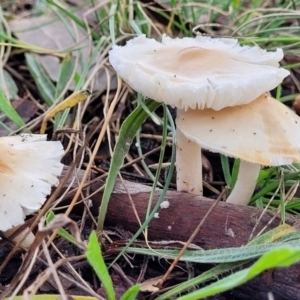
[0,134,64,231]
[176,94,300,166]
[109,35,289,110]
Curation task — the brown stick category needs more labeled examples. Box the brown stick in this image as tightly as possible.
[85,179,298,248]
[63,170,300,299]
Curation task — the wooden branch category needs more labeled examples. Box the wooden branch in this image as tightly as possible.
[61,169,300,299]
[84,178,298,248]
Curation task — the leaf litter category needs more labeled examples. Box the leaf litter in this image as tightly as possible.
[1,1,300,300]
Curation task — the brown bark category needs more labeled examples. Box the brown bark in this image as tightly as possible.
[63,171,300,299]
[85,178,299,248]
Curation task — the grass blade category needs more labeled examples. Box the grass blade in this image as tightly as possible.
[120,285,140,300]
[157,224,294,299]
[220,155,231,187]
[0,89,25,127]
[3,296,99,300]
[124,224,297,264]
[97,99,161,233]
[0,70,18,100]
[54,54,76,130]
[46,0,100,40]
[109,104,176,267]
[177,246,300,299]
[55,54,76,98]
[25,53,56,106]
[86,231,116,300]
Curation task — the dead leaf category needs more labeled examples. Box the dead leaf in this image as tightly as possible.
[9,14,117,92]
[140,272,183,292]
[139,276,161,292]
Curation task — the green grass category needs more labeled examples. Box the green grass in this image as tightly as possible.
[2,0,300,298]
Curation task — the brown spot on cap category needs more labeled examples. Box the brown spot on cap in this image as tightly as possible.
[0,159,13,174]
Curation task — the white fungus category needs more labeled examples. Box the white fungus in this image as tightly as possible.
[109,35,289,200]
[160,200,170,209]
[0,134,64,231]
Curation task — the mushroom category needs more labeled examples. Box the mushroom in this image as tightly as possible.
[177,93,300,205]
[0,134,64,232]
[109,34,289,195]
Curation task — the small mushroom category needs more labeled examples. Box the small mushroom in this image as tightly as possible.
[177,93,300,205]
[109,35,289,195]
[0,134,64,231]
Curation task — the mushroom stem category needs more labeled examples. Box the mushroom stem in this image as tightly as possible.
[226,161,261,205]
[176,109,203,195]
[4,226,35,250]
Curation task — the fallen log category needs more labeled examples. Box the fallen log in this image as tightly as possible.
[62,170,300,299]
[83,178,297,247]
